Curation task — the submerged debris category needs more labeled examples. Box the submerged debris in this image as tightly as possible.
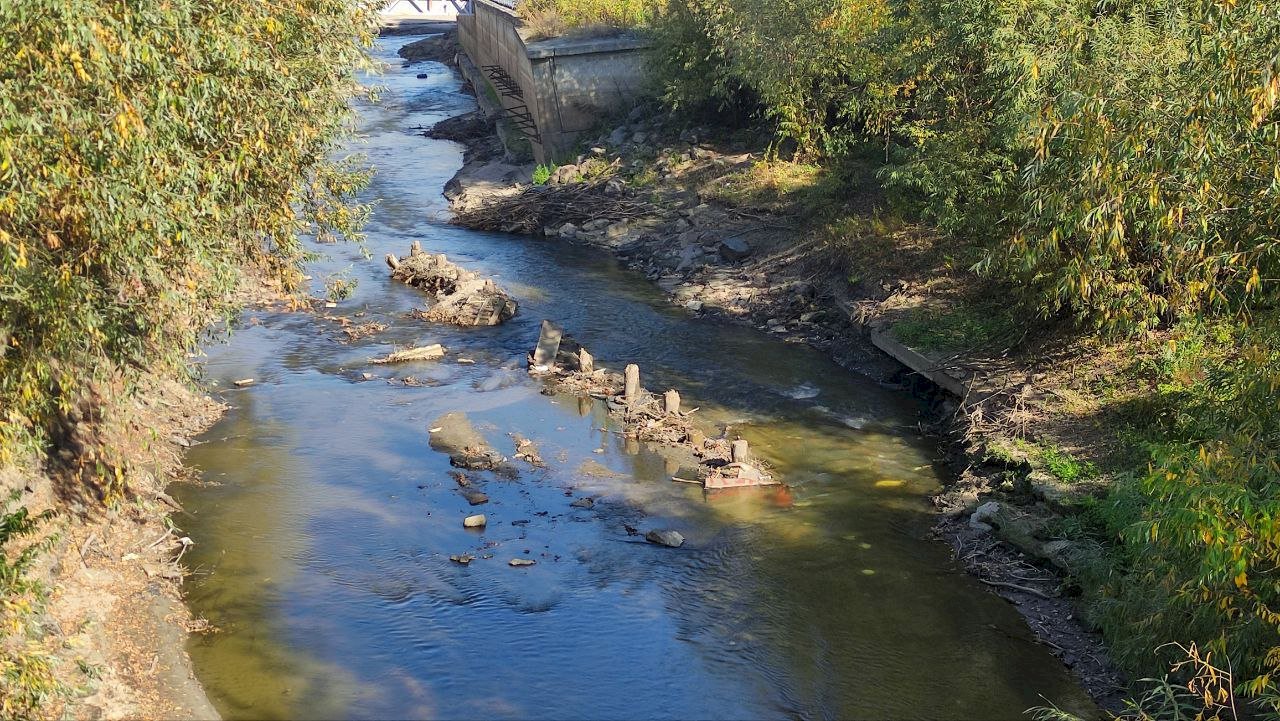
[428,412,517,476]
[386,245,517,326]
[524,320,777,489]
[371,344,445,364]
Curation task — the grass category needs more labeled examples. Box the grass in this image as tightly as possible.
[700,160,844,217]
[891,302,1019,352]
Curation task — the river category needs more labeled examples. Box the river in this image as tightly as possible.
[176,33,1095,720]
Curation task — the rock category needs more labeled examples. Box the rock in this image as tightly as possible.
[604,222,631,241]
[718,237,752,261]
[645,529,685,548]
[558,222,578,238]
[461,490,489,506]
[589,146,606,156]
[463,514,487,528]
[233,378,255,387]
[416,72,429,79]
[971,501,1000,528]
[450,554,475,565]
[799,311,820,323]
[631,131,648,145]
[509,558,537,567]
[1027,470,1075,507]
[674,218,690,232]
[372,344,445,364]
[676,244,704,272]
[549,164,580,185]
[608,127,627,146]
[604,178,627,196]
[685,300,704,312]
[569,497,595,509]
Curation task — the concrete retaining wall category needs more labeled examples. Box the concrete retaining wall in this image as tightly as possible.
[458,0,650,162]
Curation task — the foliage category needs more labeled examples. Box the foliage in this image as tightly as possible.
[1040,446,1097,484]
[1030,643,1250,720]
[997,0,1280,333]
[653,0,1280,332]
[518,0,650,39]
[531,164,555,185]
[323,269,358,303]
[1063,318,1280,706]
[0,493,58,720]
[649,0,889,154]
[0,0,379,465]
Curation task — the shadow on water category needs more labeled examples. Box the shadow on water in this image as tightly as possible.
[177,34,1098,720]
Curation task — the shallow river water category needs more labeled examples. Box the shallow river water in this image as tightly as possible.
[178,34,1096,720]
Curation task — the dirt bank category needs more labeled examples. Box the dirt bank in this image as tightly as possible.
[2,273,295,719]
[3,376,225,720]
[433,107,1126,707]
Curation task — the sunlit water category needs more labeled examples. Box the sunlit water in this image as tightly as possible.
[178,34,1096,720]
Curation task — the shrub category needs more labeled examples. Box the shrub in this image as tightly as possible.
[0,0,378,467]
[518,0,650,39]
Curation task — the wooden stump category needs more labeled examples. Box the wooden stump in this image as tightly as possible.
[731,439,750,464]
[578,348,594,374]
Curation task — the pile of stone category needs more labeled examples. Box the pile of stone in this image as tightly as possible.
[385,243,517,326]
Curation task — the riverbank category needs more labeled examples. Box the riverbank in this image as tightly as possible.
[418,40,1129,705]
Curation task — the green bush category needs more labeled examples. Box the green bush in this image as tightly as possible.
[1078,319,1280,703]
[531,164,555,185]
[0,0,378,470]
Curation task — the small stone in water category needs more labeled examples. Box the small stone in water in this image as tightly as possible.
[645,529,685,548]
[569,497,595,509]
[463,514,487,528]
[509,558,536,567]
[450,554,475,565]
[233,378,255,387]
[462,490,489,506]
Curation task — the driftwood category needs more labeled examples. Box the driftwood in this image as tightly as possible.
[451,179,658,234]
[371,344,445,364]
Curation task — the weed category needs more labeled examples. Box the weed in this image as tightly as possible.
[532,164,555,185]
[891,302,1018,352]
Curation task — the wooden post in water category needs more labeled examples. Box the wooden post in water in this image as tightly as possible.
[731,439,750,464]
[663,390,681,415]
[578,348,594,374]
[410,240,422,256]
[624,364,640,405]
[532,320,563,367]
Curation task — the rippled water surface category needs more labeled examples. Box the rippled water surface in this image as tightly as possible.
[179,35,1095,720]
